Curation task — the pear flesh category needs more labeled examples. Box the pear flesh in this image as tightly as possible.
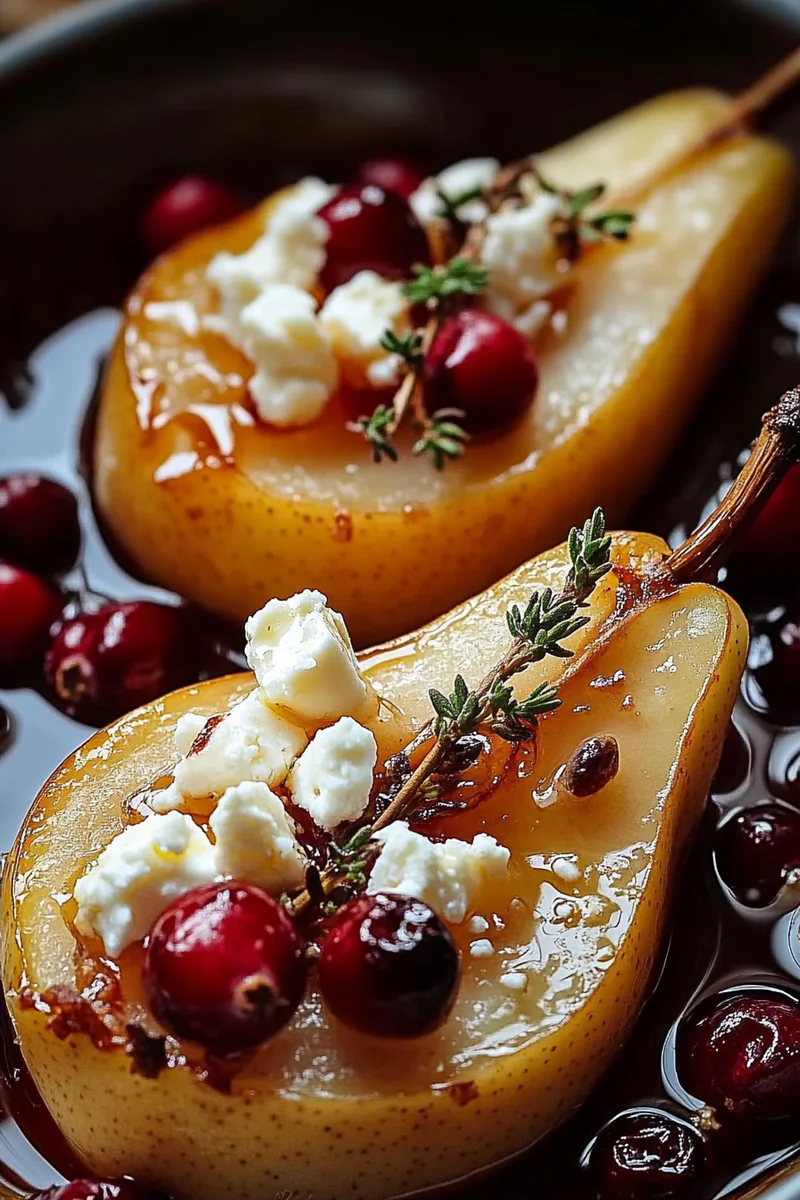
[1,532,747,1200]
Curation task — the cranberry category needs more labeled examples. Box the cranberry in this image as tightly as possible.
[37,1182,163,1200]
[715,804,800,907]
[144,882,306,1054]
[0,473,80,575]
[317,184,430,291]
[734,462,800,582]
[588,1109,706,1199]
[356,157,426,200]
[423,309,539,435]
[44,601,196,725]
[142,176,242,254]
[0,562,61,671]
[712,722,750,795]
[677,991,800,1121]
[751,617,800,722]
[319,892,459,1038]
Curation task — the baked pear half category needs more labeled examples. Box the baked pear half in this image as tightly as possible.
[93,87,794,646]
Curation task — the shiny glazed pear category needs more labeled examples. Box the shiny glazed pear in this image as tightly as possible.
[2,531,748,1199]
[93,87,793,646]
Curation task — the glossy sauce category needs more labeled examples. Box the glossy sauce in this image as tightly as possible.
[3,272,800,1200]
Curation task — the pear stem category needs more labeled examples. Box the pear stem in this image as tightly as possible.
[665,387,800,584]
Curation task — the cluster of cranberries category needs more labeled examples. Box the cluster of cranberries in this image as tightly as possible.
[144,164,539,436]
[142,883,459,1054]
[0,472,214,726]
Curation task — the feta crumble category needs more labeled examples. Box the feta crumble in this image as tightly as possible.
[237,285,338,427]
[482,191,567,316]
[410,158,500,227]
[289,716,377,830]
[207,177,334,328]
[319,270,409,388]
[210,780,307,892]
[245,589,373,726]
[367,821,510,923]
[73,811,218,958]
[500,970,528,992]
[173,711,207,757]
[469,938,495,958]
[151,687,307,813]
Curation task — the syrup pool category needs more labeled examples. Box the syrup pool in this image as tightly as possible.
[4,298,800,1199]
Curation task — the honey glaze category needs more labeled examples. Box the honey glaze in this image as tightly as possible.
[5,258,800,1200]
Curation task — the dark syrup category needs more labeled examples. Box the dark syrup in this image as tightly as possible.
[4,265,800,1200]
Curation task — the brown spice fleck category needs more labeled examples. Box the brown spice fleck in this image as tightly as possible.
[563,735,620,798]
[442,1080,479,1107]
[126,1023,168,1079]
[20,984,122,1049]
[333,509,353,542]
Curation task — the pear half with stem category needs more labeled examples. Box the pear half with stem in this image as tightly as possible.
[6,394,800,1200]
[93,80,795,647]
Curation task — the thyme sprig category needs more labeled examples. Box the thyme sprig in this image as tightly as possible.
[532,167,634,264]
[412,410,468,470]
[435,185,485,226]
[403,258,488,306]
[290,507,612,918]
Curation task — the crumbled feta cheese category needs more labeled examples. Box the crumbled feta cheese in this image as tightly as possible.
[151,688,307,814]
[173,712,208,757]
[499,970,528,992]
[319,270,408,389]
[410,158,500,227]
[469,938,495,958]
[289,716,377,831]
[552,855,581,882]
[210,780,307,892]
[207,177,335,329]
[482,191,567,314]
[469,914,490,935]
[367,821,510,924]
[245,589,373,726]
[237,285,338,427]
[73,811,217,958]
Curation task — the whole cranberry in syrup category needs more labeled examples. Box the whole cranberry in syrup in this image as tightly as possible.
[751,615,800,722]
[587,1109,706,1199]
[356,157,426,200]
[423,309,539,435]
[677,991,800,1121]
[44,601,196,725]
[0,473,80,575]
[142,175,242,254]
[36,1182,164,1200]
[319,892,459,1038]
[144,882,306,1054]
[715,804,800,906]
[734,461,800,582]
[0,562,61,671]
[317,183,430,291]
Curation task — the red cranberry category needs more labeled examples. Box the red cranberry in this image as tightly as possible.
[715,804,800,907]
[317,184,430,291]
[677,991,800,1121]
[588,1109,706,1199]
[142,176,242,254]
[423,309,539,435]
[37,1182,163,1200]
[319,892,459,1038]
[752,617,800,722]
[0,562,61,671]
[0,473,80,575]
[144,882,306,1054]
[734,463,800,581]
[44,601,196,725]
[356,157,426,200]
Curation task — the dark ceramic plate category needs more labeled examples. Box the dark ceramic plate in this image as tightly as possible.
[3,1,800,1196]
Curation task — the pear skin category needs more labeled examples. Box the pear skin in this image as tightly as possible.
[93,89,793,646]
[1,531,747,1200]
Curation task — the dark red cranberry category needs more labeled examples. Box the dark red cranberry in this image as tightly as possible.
[734,463,800,582]
[319,892,459,1038]
[752,617,800,722]
[142,176,242,254]
[423,309,539,435]
[0,473,80,575]
[36,1182,163,1200]
[715,804,800,907]
[44,601,196,725]
[144,882,306,1054]
[317,184,430,291]
[677,991,800,1121]
[356,157,426,200]
[588,1109,706,1199]
[0,562,61,671]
